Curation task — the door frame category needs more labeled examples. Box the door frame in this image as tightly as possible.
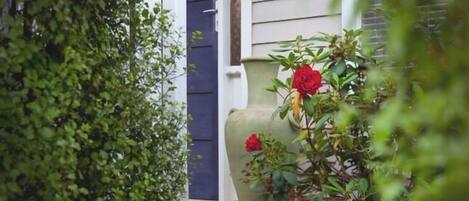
[166,0,225,199]
[216,0,228,199]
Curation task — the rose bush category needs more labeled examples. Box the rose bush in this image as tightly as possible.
[242,133,299,201]
[244,30,394,201]
[245,133,263,152]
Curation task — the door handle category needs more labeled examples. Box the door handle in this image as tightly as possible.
[202,8,218,32]
[202,9,217,14]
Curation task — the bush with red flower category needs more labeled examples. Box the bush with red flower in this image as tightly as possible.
[245,133,263,152]
[243,30,396,201]
[242,132,299,201]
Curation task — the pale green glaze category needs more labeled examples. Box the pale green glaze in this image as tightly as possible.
[225,57,298,201]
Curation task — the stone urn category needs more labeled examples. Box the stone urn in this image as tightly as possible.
[225,57,298,201]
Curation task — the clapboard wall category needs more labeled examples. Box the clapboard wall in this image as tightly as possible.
[251,0,342,57]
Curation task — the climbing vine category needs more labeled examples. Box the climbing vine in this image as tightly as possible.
[0,1,188,200]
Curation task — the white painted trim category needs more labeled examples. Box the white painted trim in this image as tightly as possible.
[341,0,362,30]
[216,0,228,200]
[241,0,252,58]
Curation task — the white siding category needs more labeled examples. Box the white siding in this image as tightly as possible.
[251,0,342,57]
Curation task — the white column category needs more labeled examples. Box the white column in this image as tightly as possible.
[341,0,362,30]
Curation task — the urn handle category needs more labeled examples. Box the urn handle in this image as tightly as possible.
[228,108,238,115]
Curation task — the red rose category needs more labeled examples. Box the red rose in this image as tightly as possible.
[292,65,322,96]
[245,133,262,152]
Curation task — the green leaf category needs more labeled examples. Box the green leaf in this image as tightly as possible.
[358,178,368,194]
[305,47,315,56]
[327,177,345,193]
[345,180,355,192]
[317,47,324,56]
[331,72,340,88]
[40,127,54,139]
[279,97,292,119]
[282,172,297,185]
[323,184,340,193]
[142,9,149,17]
[273,78,287,89]
[314,113,332,130]
[316,49,330,61]
[272,172,284,188]
[279,104,289,119]
[265,86,277,92]
[331,60,346,76]
[302,96,315,117]
[293,130,309,143]
[341,72,358,87]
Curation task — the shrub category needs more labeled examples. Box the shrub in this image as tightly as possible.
[248,30,389,201]
[0,1,188,200]
[350,1,469,201]
[242,133,298,201]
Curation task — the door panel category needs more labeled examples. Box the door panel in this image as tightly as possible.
[189,141,218,198]
[187,45,217,93]
[187,0,218,199]
[187,93,217,140]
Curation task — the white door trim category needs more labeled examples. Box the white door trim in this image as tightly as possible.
[216,0,228,200]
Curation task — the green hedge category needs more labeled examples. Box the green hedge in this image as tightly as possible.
[0,1,188,200]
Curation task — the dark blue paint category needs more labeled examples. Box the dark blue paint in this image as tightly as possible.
[187,0,218,199]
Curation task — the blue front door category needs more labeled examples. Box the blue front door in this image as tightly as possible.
[187,0,218,199]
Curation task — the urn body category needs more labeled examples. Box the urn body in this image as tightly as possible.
[225,57,297,201]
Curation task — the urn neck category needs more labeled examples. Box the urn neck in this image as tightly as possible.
[242,57,278,107]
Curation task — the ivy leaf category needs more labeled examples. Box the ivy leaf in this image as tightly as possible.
[40,127,54,139]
